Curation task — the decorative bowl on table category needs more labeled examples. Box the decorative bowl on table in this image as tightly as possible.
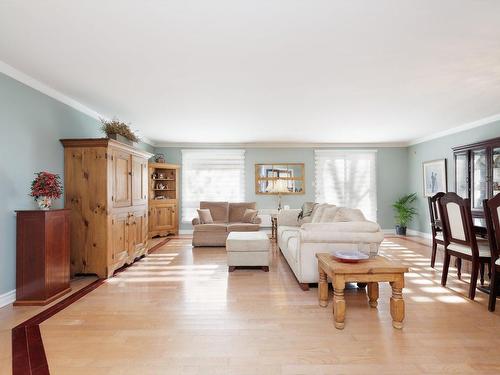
[332,242,379,263]
[332,251,369,263]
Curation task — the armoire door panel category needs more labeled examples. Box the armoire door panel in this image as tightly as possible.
[132,156,148,206]
[112,150,132,208]
[111,212,129,268]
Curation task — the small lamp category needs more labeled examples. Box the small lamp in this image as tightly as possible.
[266,179,289,210]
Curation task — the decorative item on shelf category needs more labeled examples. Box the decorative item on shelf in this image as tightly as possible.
[100,117,140,146]
[154,153,166,163]
[158,172,165,179]
[266,178,289,210]
[157,183,166,190]
[393,193,418,236]
[422,159,447,197]
[30,171,63,210]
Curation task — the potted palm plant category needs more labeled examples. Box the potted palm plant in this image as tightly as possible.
[393,193,417,235]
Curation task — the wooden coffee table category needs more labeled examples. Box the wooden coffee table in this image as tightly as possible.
[316,253,409,330]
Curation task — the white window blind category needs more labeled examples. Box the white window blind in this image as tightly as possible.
[314,150,377,221]
[181,149,245,222]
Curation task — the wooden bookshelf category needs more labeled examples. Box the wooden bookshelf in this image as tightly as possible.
[148,162,180,237]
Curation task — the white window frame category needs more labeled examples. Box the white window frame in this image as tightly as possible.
[181,149,245,223]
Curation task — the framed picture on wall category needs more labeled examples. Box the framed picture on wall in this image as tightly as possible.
[423,159,447,197]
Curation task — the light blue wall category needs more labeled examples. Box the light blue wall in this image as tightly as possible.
[0,72,152,296]
[408,121,500,233]
[154,146,409,230]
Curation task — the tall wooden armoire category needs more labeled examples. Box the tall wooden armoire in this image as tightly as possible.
[60,138,153,278]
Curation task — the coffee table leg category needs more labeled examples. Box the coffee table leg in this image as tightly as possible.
[368,282,379,308]
[390,278,405,329]
[318,267,328,307]
[333,278,346,330]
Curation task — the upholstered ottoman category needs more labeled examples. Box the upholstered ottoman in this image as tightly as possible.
[226,231,271,272]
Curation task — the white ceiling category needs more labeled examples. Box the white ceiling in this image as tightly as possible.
[1,0,500,145]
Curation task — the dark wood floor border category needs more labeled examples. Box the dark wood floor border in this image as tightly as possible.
[148,237,171,253]
[12,278,105,375]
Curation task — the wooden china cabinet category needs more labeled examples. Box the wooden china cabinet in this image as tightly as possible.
[60,138,153,277]
[148,162,180,237]
[453,137,500,224]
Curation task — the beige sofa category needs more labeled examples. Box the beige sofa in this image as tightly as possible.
[192,202,262,247]
[277,205,384,290]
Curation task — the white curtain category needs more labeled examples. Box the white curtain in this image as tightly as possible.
[181,149,245,222]
[314,150,377,221]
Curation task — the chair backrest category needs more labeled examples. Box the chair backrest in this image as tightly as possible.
[438,193,478,254]
[484,194,500,260]
[428,192,445,232]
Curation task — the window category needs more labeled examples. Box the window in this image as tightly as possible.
[181,149,245,222]
[314,150,377,221]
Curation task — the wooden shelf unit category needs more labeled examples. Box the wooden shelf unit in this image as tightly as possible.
[149,162,180,238]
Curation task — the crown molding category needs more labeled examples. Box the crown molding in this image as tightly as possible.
[153,141,408,149]
[0,60,105,121]
[408,113,500,146]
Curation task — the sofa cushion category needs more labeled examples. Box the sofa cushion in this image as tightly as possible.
[301,221,381,233]
[333,208,366,222]
[200,201,229,223]
[311,204,334,223]
[242,208,258,223]
[319,207,340,222]
[226,231,270,252]
[227,223,260,232]
[193,223,227,232]
[229,202,256,223]
[197,209,214,224]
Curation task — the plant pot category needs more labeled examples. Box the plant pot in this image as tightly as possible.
[395,225,407,236]
[37,196,52,210]
[108,133,134,146]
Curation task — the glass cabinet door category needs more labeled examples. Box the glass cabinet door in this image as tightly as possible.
[493,147,500,196]
[472,149,488,209]
[455,152,469,199]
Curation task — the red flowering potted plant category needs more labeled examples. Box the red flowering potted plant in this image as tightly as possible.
[30,171,63,210]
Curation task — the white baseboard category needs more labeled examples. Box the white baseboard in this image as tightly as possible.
[406,229,432,239]
[0,289,16,308]
[383,228,432,239]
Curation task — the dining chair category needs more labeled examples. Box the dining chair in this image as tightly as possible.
[483,195,500,311]
[438,193,491,300]
[428,192,445,269]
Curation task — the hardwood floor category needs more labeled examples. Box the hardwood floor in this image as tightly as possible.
[2,235,500,374]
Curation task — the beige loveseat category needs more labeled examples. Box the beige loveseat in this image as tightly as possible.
[192,202,262,247]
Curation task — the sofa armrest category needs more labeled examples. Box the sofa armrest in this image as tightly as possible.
[192,217,200,226]
[277,209,301,227]
[252,216,262,225]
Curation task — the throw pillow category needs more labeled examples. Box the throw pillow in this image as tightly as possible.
[197,209,214,224]
[311,203,330,223]
[333,208,366,222]
[242,208,258,223]
[319,206,340,222]
[298,202,317,220]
